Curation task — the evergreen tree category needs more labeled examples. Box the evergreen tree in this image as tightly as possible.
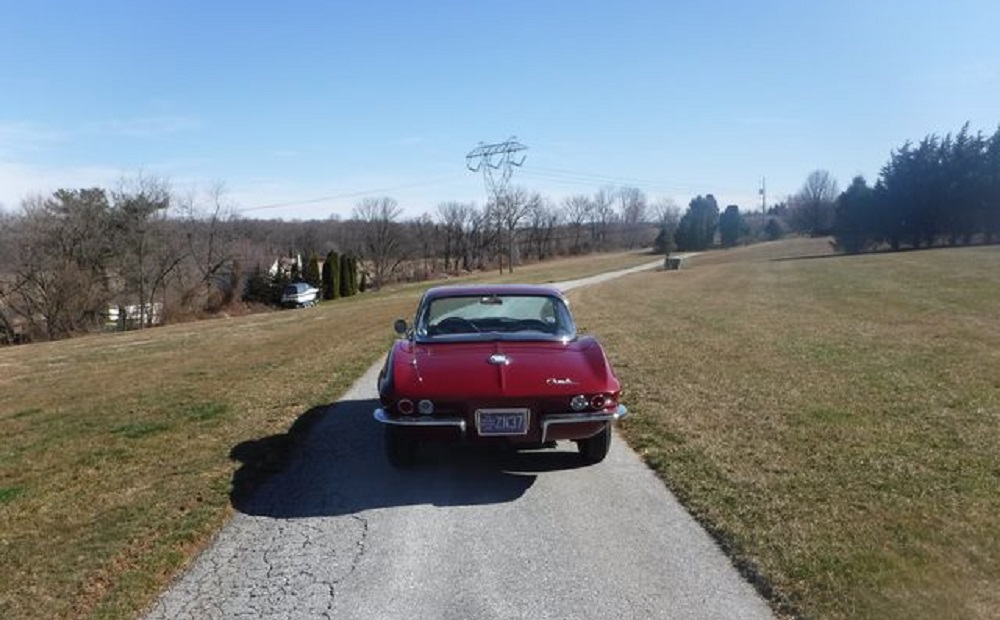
[832,176,876,253]
[339,255,353,298]
[764,218,784,241]
[303,253,322,288]
[349,256,359,295]
[653,223,676,255]
[323,251,340,300]
[674,194,719,251]
[718,205,743,248]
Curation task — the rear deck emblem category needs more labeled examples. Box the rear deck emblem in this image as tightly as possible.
[488,354,511,365]
[546,377,578,385]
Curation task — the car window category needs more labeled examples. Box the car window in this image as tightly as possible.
[418,294,574,339]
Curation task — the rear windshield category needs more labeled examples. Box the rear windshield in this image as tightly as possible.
[415,294,575,341]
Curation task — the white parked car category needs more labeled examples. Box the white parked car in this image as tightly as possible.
[281,282,320,308]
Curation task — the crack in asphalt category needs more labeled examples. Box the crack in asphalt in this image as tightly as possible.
[341,515,369,585]
[146,511,370,619]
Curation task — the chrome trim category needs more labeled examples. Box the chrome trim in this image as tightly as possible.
[540,404,628,443]
[375,404,627,443]
[374,408,467,433]
[488,353,511,366]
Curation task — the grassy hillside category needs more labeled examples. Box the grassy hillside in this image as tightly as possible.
[570,239,1000,619]
[0,250,655,620]
[6,240,997,620]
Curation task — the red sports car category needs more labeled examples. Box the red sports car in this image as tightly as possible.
[374,284,628,466]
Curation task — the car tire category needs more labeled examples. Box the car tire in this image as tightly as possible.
[385,426,418,467]
[577,424,611,464]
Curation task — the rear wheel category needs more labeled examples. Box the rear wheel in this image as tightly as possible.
[385,426,418,467]
[577,424,611,464]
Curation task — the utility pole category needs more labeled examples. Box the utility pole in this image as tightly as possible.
[759,176,767,235]
[466,137,528,274]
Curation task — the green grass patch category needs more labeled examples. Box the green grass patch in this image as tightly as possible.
[0,486,26,504]
[571,239,1000,619]
[181,401,228,421]
[111,422,172,439]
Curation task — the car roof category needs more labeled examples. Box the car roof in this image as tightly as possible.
[421,283,564,300]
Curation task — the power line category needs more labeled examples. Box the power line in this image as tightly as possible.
[519,168,733,196]
[227,159,761,217]
[233,175,466,214]
[524,165,774,202]
[529,165,680,188]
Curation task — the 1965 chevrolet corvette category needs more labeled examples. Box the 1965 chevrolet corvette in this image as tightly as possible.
[373,284,627,467]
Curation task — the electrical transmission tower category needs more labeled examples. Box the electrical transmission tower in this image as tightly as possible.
[466,137,528,274]
[466,137,528,203]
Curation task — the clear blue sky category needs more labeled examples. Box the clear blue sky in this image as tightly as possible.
[2,0,998,219]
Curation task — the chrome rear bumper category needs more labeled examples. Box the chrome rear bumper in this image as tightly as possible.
[373,405,627,442]
[540,405,627,442]
[374,408,467,432]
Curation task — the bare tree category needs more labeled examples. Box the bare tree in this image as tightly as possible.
[437,201,474,272]
[651,197,681,225]
[562,194,593,254]
[111,173,178,328]
[591,186,618,245]
[617,186,648,249]
[651,197,681,254]
[789,170,839,236]
[353,196,405,289]
[176,181,240,310]
[487,186,536,273]
[465,205,492,271]
[526,197,562,260]
[410,213,439,278]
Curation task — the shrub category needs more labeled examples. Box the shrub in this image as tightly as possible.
[765,218,785,241]
[244,263,274,304]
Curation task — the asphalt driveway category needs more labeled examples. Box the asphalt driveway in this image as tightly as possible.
[145,258,772,620]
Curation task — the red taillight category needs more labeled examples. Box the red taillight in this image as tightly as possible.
[397,398,414,415]
[591,394,616,410]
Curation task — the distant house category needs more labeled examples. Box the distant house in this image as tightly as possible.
[266,253,325,287]
[268,255,302,278]
[106,302,163,329]
[0,315,29,345]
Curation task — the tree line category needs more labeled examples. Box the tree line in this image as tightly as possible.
[20,119,989,346]
[0,180,684,343]
[831,124,1000,252]
[771,124,1000,253]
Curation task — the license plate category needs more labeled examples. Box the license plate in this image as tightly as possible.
[476,408,530,436]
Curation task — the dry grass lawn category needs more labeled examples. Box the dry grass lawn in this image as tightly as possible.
[9,241,995,620]
[570,239,1000,619]
[0,250,656,620]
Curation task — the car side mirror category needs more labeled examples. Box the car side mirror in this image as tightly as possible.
[393,319,409,335]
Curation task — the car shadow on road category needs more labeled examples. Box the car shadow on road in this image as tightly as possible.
[230,398,586,519]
